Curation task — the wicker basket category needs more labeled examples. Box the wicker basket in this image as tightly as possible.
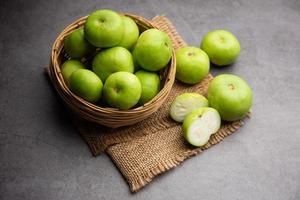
[48,13,176,128]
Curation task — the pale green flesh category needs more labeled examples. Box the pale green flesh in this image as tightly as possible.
[186,110,221,147]
[200,110,221,133]
[170,93,209,122]
[187,117,211,146]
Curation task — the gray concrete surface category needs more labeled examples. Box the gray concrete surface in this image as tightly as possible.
[0,0,300,199]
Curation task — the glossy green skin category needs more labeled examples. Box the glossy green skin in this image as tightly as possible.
[132,47,141,72]
[118,16,139,50]
[201,30,240,66]
[207,74,252,121]
[133,29,173,71]
[64,28,95,58]
[175,47,210,84]
[61,60,85,86]
[169,93,209,122]
[183,107,220,147]
[69,69,103,103]
[103,72,142,110]
[84,10,124,47]
[135,70,161,105]
[92,47,134,82]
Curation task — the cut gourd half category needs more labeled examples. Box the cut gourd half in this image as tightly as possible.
[170,93,209,122]
[183,107,221,147]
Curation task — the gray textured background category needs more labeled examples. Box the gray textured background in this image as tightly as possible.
[0,0,300,199]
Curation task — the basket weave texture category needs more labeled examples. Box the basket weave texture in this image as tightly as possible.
[65,15,251,192]
[48,13,176,128]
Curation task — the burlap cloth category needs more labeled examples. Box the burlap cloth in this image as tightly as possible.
[51,15,250,192]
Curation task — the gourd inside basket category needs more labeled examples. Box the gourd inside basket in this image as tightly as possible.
[49,13,176,128]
